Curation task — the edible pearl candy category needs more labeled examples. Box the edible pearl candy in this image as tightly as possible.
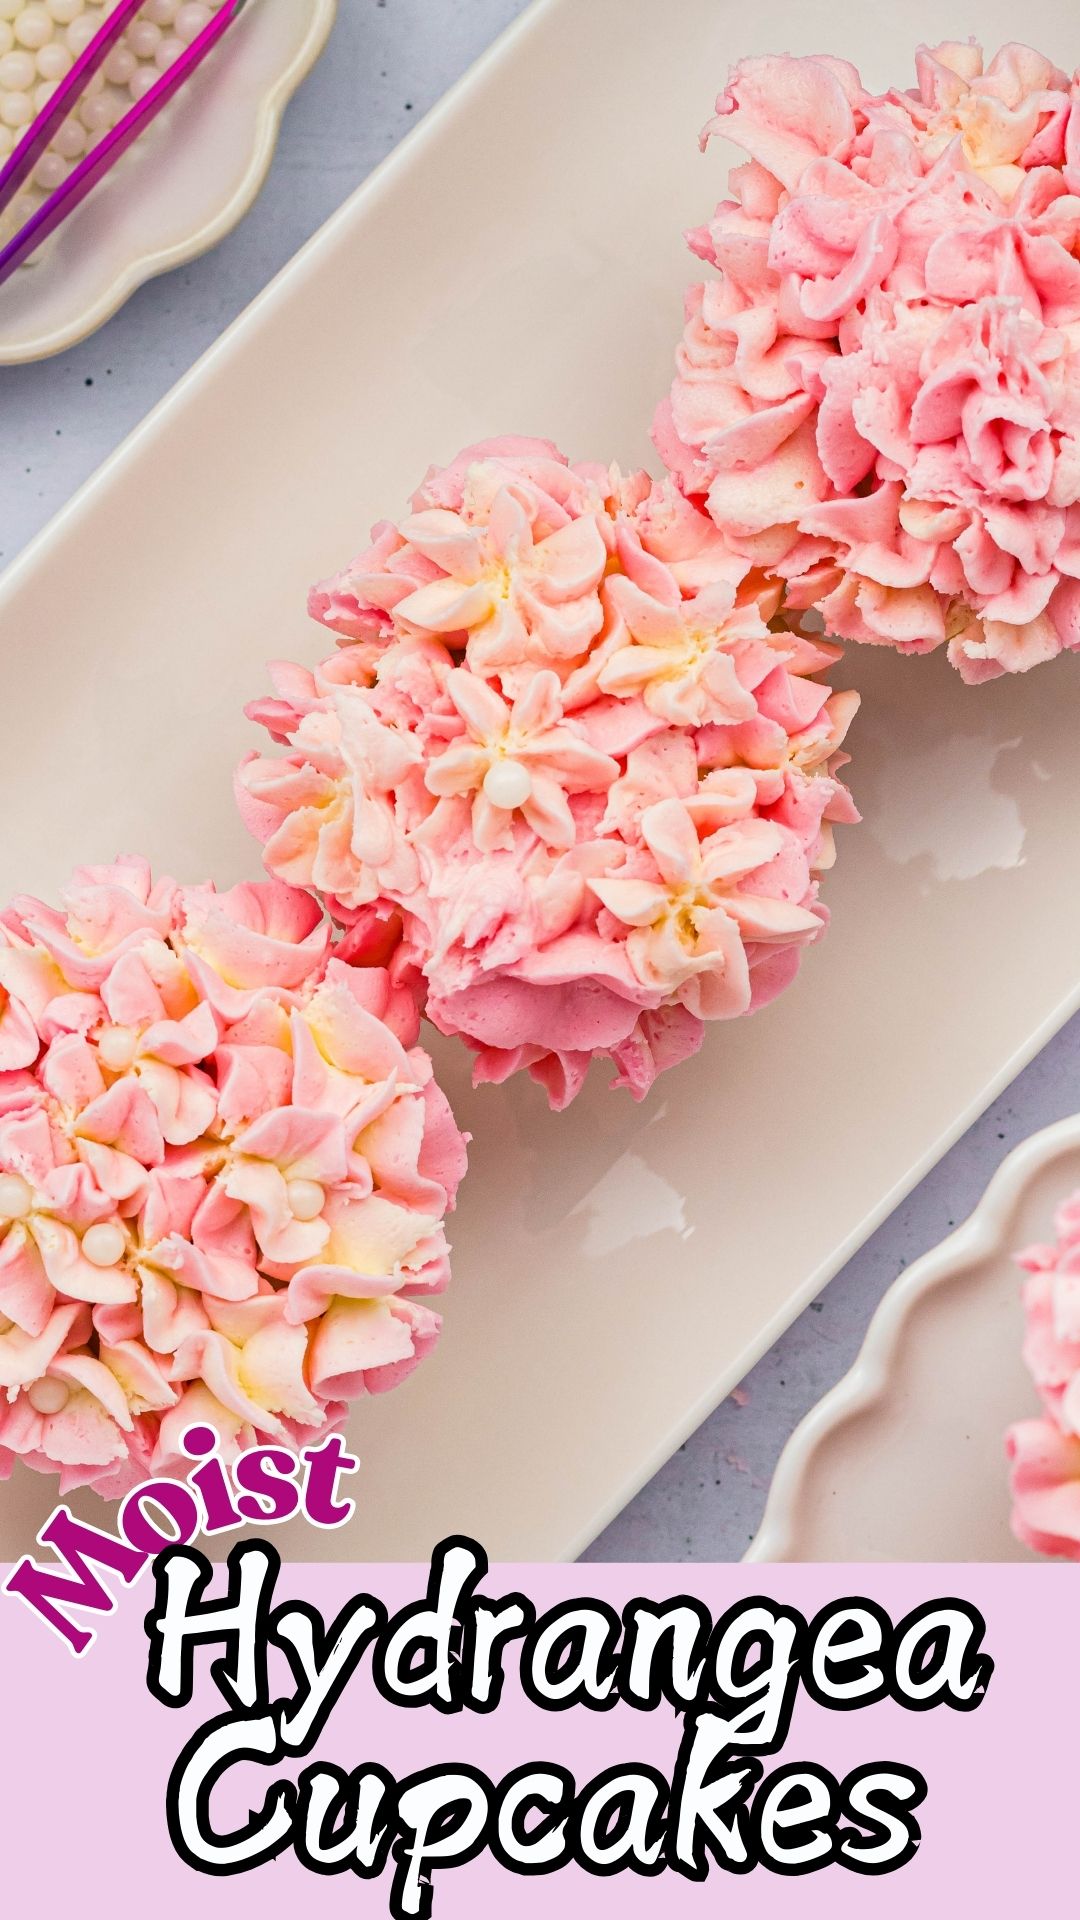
[46,0,82,21]
[0,23,13,54]
[128,17,161,57]
[82,1221,126,1268]
[79,90,113,133]
[28,1377,70,1415]
[103,43,135,85]
[0,0,19,22]
[0,90,32,126]
[51,114,84,156]
[175,2,210,45]
[146,0,178,22]
[33,149,65,188]
[96,1024,138,1071]
[65,15,97,54]
[13,5,51,50]
[35,37,70,77]
[0,1172,33,1220]
[286,1179,326,1222]
[0,45,34,86]
[482,759,533,809]
[128,64,157,102]
[155,34,182,71]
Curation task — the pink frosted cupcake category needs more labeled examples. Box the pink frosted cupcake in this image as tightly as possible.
[0,858,466,1497]
[656,42,1080,682]
[238,438,858,1108]
[1007,1192,1080,1558]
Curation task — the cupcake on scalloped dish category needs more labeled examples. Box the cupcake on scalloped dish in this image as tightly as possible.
[1007,1192,1080,1559]
[0,857,467,1499]
[238,437,859,1109]
[655,40,1080,683]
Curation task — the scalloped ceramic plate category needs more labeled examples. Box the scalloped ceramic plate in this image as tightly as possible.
[0,0,335,364]
[748,1118,1080,1563]
[2,0,1080,1567]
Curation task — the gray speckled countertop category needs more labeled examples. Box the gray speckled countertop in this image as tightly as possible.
[3,0,1078,1561]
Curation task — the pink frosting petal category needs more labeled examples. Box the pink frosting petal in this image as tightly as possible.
[1007,1419,1080,1558]
[307,1295,441,1400]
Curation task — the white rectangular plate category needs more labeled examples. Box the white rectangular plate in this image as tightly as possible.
[3,0,1080,1563]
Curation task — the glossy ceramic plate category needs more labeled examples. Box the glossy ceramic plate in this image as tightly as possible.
[748,1118,1080,1563]
[2,0,1080,1564]
[0,0,335,364]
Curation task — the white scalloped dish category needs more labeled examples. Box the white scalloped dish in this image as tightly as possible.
[748,1118,1080,1563]
[0,0,335,364]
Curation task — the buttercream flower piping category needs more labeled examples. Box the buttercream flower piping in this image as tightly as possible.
[657,40,1080,682]
[1007,1191,1080,1560]
[0,858,467,1498]
[239,439,859,1108]
[591,800,821,1015]
[424,667,619,853]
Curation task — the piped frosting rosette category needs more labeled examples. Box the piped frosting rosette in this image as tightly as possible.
[237,438,858,1109]
[0,858,467,1497]
[655,41,1080,682]
[1007,1192,1080,1559]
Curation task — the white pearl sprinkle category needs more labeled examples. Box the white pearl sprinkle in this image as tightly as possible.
[33,148,65,188]
[14,6,51,51]
[78,89,112,132]
[50,114,85,156]
[0,123,14,153]
[146,0,178,23]
[45,0,81,21]
[127,64,157,101]
[128,17,161,58]
[0,22,13,55]
[0,88,31,126]
[286,1179,326,1222]
[65,15,97,54]
[96,1024,138,1072]
[28,1376,70,1415]
[175,2,210,45]
[0,45,34,86]
[482,759,533,810]
[35,36,69,77]
[155,33,183,70]
[0,1173,33,1220]
[0,0,20,22]
[102,42,135,86]
[82,1221,126,1268]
